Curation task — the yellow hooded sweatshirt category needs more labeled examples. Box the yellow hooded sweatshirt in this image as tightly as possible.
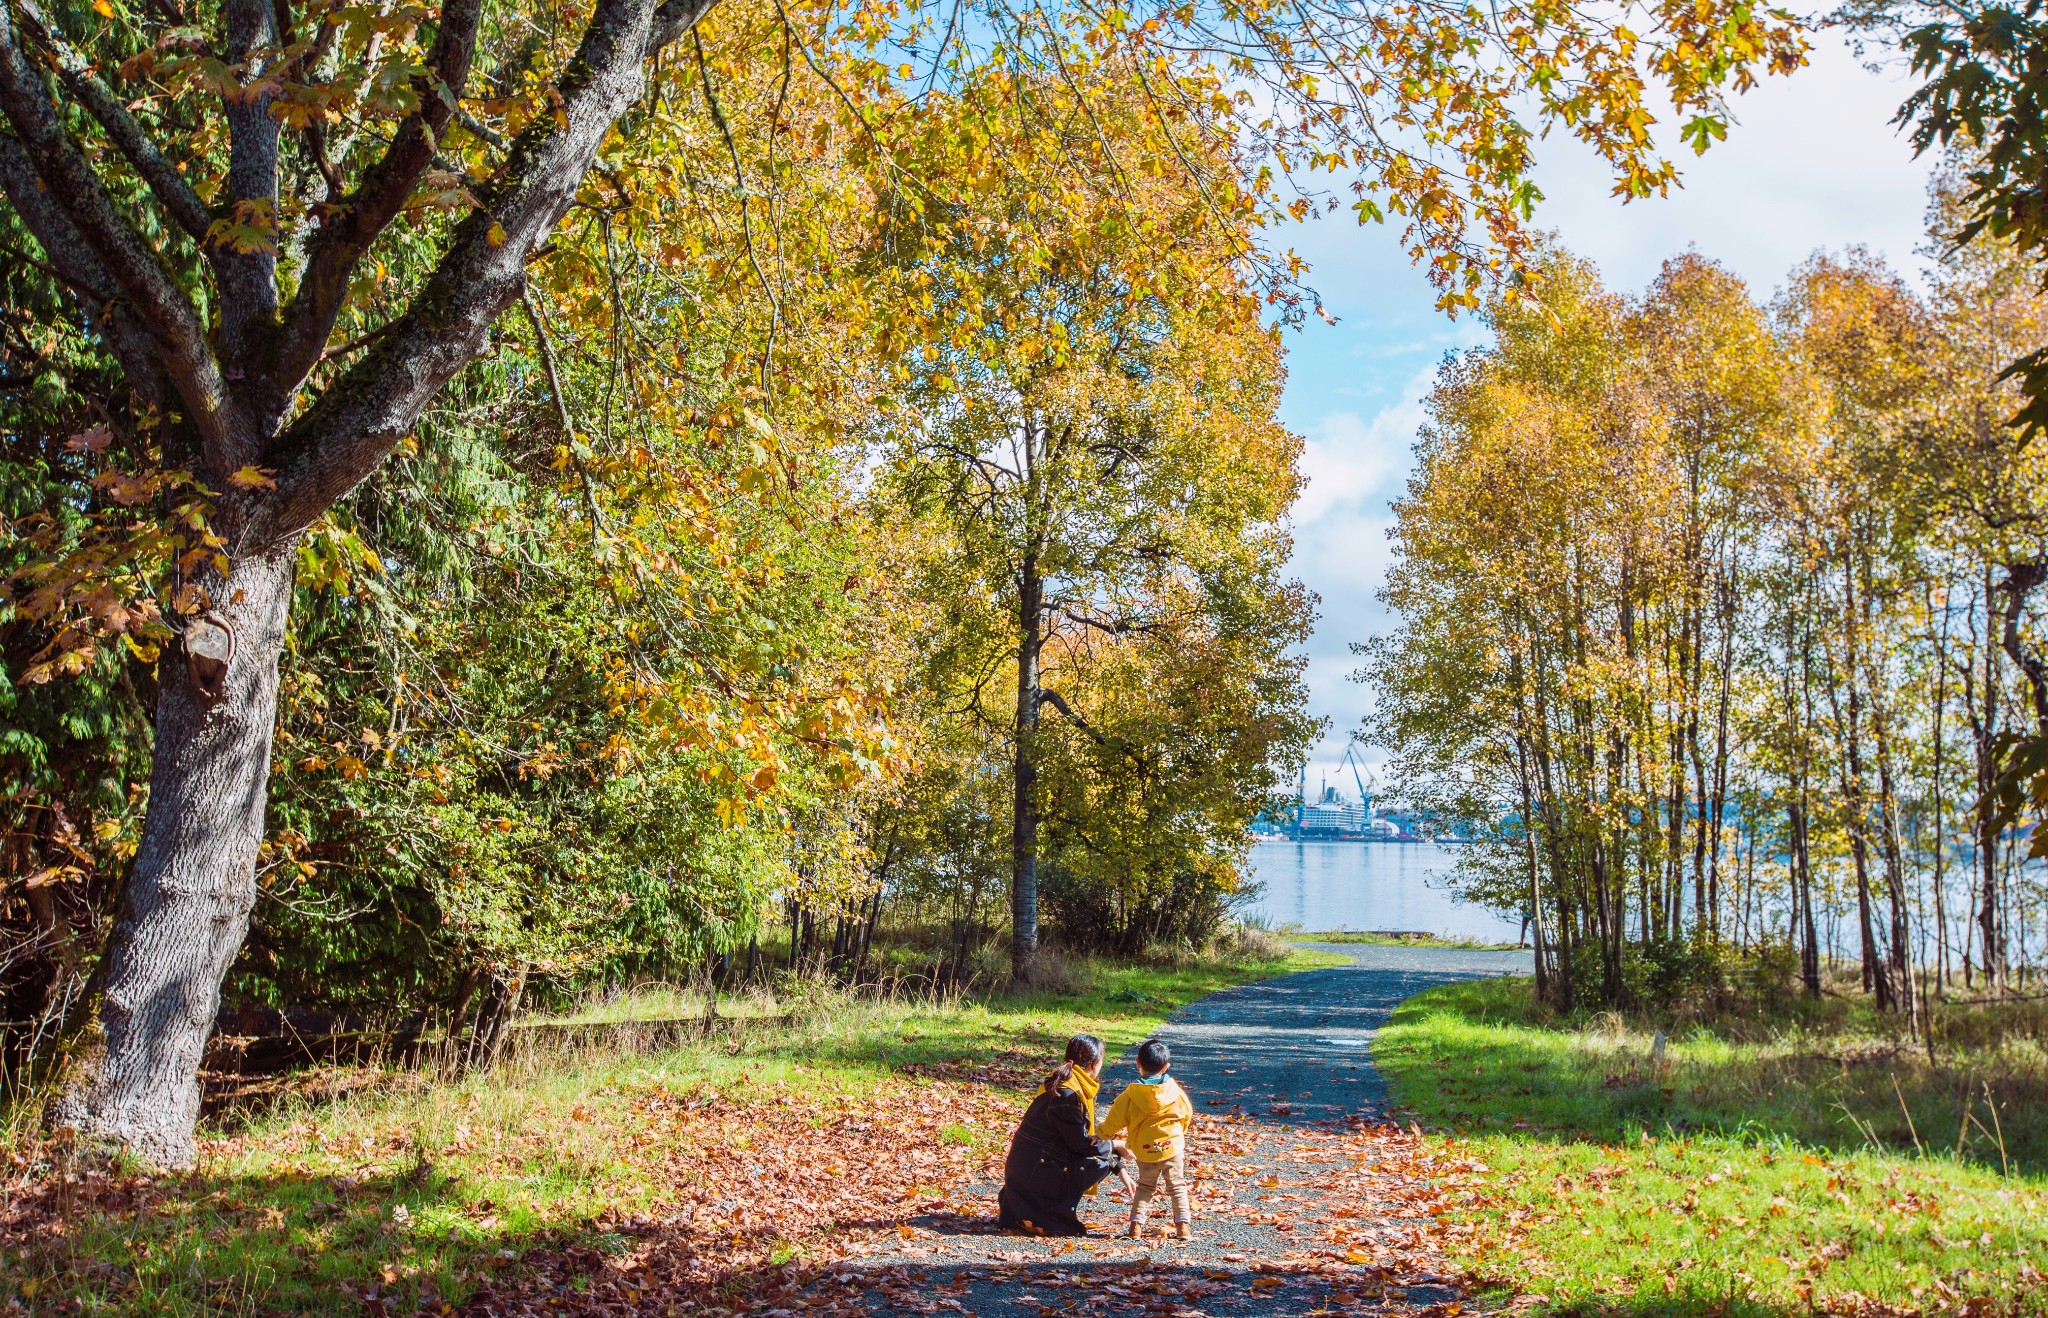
[1099,1074,1193,1163]
[1055,1066,1106,1197]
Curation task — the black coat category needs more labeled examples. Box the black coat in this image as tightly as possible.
[996,1084,1120,1236]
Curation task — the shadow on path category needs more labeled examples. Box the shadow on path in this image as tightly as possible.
[1113,943,1530,1128]
[802,943,1533,1316]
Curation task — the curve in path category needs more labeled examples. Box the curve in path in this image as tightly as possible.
[803,942,1531,1317]
[1153,943,1533,1128]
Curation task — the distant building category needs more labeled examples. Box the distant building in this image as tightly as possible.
[1298,785,1369,837]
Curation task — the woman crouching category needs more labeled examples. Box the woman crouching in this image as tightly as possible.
[996,1034,1134,1236]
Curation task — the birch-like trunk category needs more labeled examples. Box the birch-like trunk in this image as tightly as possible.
[1011,553,1044,982]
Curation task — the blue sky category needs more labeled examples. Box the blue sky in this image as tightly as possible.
[1275,30,1940,801]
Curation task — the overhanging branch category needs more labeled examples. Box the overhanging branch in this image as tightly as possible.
[0,9,232,457]
[253,0,689,547]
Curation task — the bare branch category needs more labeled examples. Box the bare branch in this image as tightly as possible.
[11,0,211,241]
[0,10,233,457]
[520,283,608,529]
[253,0,674,547]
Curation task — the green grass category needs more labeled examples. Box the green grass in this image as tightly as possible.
[1378,976,2048,1313]
[3,947,1335,1315]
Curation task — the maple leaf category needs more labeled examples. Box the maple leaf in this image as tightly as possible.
[228,465,279,491]
[92,468,158,506]
[64,424,115,454]
[205,199,279,255]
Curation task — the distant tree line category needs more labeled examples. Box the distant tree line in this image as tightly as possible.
[1362,169,2048,1017]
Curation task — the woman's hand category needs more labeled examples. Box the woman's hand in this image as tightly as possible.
[1118,1160,1137,1197]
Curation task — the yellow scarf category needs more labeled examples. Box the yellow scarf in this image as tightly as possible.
[1058,1066,1102,1134]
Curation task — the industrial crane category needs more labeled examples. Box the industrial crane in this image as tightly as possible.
[1338,744,1375,814]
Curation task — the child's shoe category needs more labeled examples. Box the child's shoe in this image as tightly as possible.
[1125,1219,1142,1239]
[1174,1221,1192,1242]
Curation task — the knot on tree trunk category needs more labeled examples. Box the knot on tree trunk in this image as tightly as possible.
[181,612,236,700]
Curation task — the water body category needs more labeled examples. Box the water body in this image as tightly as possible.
[1243,839,1526,943]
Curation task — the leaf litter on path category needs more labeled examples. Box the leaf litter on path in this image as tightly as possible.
[454,1080,1492,1317]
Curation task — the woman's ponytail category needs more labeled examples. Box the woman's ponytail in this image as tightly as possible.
[1041,1033,1104,1093]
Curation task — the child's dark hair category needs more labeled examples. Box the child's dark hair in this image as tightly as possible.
[1043,1033,1105,1094]
[1136,1039,1171,1073]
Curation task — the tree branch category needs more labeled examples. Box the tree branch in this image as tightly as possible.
[0,145,112,302]
[11,0,211,241]
[649,0,722,50]
[215,0,285,395]
[0,159,161,405]
[268,0,488,396]
[0,12,230,453]
[1035,687,1108,745]
[1054,605,1154,637]
[252,0,683,547]
[1998,562,2048,733]
[520,283,608,529]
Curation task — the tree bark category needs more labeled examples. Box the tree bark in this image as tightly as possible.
[1930,588,1952,992]
[1828,552,1893,1012]
[1977,567,2005,991]
[1011,551,1044,983]
[50,547,296,1167]
[465,968,527,1070]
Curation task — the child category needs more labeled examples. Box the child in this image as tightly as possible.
[1099,1038,1195,1240]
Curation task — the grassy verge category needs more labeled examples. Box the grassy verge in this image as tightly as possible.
[1,947,1336,1315]
[1377,976,2048,1314]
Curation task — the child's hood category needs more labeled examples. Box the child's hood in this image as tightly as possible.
[1124,1073,1189,1114]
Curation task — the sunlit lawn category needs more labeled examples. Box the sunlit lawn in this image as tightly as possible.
[1378,977,2048,1314]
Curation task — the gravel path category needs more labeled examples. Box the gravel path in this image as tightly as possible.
[803,943,1531,1316]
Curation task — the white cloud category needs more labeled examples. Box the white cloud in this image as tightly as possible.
[1529,34,1935,293]
[1295,413,1406,524]
[1293,364,1439,523]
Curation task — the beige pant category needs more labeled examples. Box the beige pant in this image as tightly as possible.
[1129,1151,1190,1224]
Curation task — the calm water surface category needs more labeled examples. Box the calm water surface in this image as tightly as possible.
[1243,840,1525,942]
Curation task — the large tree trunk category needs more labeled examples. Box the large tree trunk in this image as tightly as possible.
[6,0,722,1172]
[1011,552,1043,983]
[51,546,296,1168]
